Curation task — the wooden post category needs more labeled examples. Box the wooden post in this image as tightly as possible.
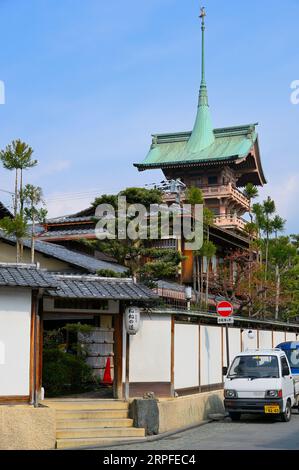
[225,324,230,368]
[113,311,123,399]
[29,290,39,406]
[125,333,130,400]
[198,322,201,392]
[170,316,175,397]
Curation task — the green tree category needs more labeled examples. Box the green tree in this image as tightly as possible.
[269,236,297,319]
[0,215,28,262]
[244,183,259,222]
[185,187,204,299]
[0,140,38,261]
[23,184,47,263]
[0,140,37,216]
[262,197,276,279]
[199,240,217,307]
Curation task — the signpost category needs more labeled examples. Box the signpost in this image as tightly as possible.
[217,301,234,369]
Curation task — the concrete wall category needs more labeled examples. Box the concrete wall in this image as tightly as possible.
[128,314,171,383]
[0,287,31,396]
[286,332,297,342]
[0,406,56,450]
[274,331,286,346]
[174,324,199,389]
[127,313,298,396]
[200,325,222,386]
[158,390,224,433]
[259,330,273,349]
[223,327,240,367]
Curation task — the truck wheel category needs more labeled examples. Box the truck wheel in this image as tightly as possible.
[281,401,292,422]
[229,412,241,422]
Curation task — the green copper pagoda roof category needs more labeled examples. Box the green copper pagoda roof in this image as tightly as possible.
[134,8,267,187]
[187,7,215,154]
[135,124,258,169]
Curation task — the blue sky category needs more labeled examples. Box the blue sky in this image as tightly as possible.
[0,0,298,232]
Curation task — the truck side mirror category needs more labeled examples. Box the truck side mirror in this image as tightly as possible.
[222,366,228,376]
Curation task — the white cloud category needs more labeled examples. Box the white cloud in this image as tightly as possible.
[31,159,71,180]
[259,173,299,232]
[45,192,92,218]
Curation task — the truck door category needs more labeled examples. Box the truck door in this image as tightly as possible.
[281,356,294,401]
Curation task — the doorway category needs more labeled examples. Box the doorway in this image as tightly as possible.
[41,313,121,400]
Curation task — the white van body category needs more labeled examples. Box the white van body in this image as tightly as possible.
[224,349,299,422]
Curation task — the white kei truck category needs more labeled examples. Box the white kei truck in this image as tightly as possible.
[223,349,299,422]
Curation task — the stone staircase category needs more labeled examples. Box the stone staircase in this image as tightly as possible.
[43,399,145,449]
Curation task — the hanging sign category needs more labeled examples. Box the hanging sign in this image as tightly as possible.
[125,307,141,335]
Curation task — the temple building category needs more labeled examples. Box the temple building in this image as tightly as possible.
[134,8,266,237]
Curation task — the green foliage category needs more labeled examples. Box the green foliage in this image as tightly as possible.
[139,248,184,283]
[119,187,162,207]
[43,349,93,397]
[185,186,204,205]
[92,194,118,209]
[0,140,37,171]
[96,269,128,278]
[0,214,28,239]
[244,183,259,200]
[92,187,162,210]
[43,324,94,397]
[199,240,217,259]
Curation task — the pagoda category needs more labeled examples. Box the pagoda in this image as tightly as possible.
[135,8,266,235]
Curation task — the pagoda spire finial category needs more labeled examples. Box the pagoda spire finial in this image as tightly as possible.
[187,6,215,154]
[199,6,206,85]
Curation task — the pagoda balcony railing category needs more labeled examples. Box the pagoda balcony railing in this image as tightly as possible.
[199,184,250,210]
[213,213,248,231]
[162,184,250,210]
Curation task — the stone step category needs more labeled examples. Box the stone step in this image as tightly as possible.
[56,436,146,450]
[57,427,145,440]
[43,400,129,411]
[56,409,129,420]
[57,418,134,429]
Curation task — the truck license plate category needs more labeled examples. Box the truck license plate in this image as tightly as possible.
[264,405,280,414]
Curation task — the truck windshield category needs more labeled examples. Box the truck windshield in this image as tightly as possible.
[228,355,279,379]
[284,349,299,369]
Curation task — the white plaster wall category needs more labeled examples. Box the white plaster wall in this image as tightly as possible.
[200,326,222,386]
[129,314,171,383]
[242,329,258,351]
[223,328,241,367]
[0,288,31,396]
[174,324,199,390]
[259,330,273,349]
[286,332,297,342]
[273,331,286,347]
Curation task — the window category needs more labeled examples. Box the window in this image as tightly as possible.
[208,176,218,185]
[228,355,279,379]
[281,357,290,376]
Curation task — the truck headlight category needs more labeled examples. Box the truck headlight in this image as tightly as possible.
[225,389,237,398]
[265,390,282,398]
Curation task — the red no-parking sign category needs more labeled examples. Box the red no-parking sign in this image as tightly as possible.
[217,301,233,318]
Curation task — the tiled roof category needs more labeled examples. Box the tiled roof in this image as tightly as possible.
[0,202,12,218]
[47,275,158,301]
[46,216,94,224]
[0,264,58,288]
[0,232,127,274]
[38,228,95,238]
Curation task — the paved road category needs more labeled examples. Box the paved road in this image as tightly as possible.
[102,413,299,450]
